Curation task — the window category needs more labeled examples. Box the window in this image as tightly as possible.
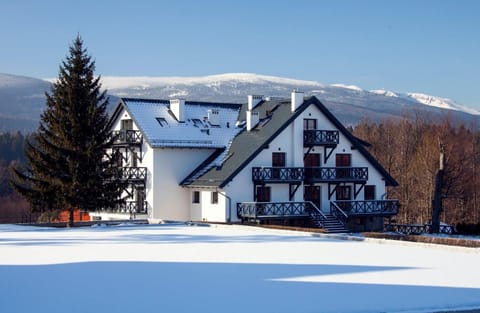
[192,118,203,128]
[364,185,375,200]
[303,119,317,130]
[336,154,351,167]
[121,119,133,130]
[211,191,218,204]
[304,153,320,167]
[256,186,271,202]
[156,117,168,127]
[272,152,286,167]
[192,191,200,204]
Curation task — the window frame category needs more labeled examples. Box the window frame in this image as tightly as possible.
[272,152,286,167]
[303,119,317,130]
[192,191,200,204]
[211,191,218,204]
[364,185,376,200]
[335,154,351,167]
[156,117,168,127]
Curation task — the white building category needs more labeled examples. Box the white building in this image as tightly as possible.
[92,92,399,232]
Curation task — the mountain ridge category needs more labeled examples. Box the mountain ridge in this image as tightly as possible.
[1,72,478,132]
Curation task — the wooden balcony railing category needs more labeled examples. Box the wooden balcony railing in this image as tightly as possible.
[303,130,339,147]
[304,167,368,183]
[252,167,304,183]
[332,200,400,217]
[384,223,453,235]
[116,201,147,214]
[252,167,368,183]
[112,130,143,145]
[237,201,313,219]
[115,167,147,181]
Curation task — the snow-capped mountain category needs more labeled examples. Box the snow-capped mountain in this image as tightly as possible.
[1,72,479,132]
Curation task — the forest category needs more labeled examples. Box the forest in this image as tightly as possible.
[0,132,30,222]
[353,112,480,228]
[1,111,479,228]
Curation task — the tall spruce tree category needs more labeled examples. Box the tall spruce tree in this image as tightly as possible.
[11,35,122,226]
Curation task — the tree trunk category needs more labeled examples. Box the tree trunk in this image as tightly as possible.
[67,209,74,228]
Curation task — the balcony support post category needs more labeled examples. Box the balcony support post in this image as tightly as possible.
[324,146,336,163]
[354,183,365,199]
[328,183,337,200]
[289,183,302,201]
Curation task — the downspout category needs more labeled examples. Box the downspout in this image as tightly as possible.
[217,189,232,223]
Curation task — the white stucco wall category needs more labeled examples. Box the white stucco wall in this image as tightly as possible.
[151,148,213,221]
[225,101,389,219]
[189,189,228,222]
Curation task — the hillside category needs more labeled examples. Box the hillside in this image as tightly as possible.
[1,72,479,132]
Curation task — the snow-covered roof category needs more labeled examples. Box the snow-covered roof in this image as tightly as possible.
[119,98,242,149]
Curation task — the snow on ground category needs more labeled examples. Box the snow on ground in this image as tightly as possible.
[0,223,479,313]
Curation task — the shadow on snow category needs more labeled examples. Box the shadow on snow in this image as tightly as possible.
[0,261,479,313]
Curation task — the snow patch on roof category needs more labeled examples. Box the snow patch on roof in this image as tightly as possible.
[123,99,242,148]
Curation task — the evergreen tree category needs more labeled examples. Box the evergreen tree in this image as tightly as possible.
[10,35,122,226]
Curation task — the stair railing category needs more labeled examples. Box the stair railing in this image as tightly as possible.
[330,201,348,226]
[306,201,327,227]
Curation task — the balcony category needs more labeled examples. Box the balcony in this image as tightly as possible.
[252,167,368,184]
[116,201,147,214]
[112,130,143,145]
[116,167,147,182]
[304,130,339,147]
[252,167,304,183]
[331,200,400,217]
[237,201,319,220]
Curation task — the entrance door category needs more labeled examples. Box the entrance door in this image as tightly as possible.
[304,186,321,210]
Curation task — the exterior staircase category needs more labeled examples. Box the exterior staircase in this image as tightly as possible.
[308,208,349,233]
[320,213,349,233]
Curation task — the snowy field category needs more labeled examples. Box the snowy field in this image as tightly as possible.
[0,223,480,313]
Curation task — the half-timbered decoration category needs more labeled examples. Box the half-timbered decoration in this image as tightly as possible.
[94,92,399,232]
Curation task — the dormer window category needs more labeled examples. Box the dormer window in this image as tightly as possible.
[156,117,168,127]
[192,118,203,128]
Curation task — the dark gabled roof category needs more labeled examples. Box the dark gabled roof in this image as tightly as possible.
[183,96,398,188]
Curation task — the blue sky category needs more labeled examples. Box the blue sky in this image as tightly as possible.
[1,0,479,109]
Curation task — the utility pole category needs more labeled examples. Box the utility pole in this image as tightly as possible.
[431,143,445,233]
